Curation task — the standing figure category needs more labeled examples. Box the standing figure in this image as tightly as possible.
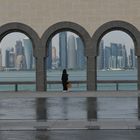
[61,69,68,91]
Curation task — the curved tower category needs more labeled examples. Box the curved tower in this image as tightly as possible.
[23,39,33,70]
[59,32,67,69]
[67,35,77,69]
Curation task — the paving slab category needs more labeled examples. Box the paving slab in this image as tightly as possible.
[0,119,140,130]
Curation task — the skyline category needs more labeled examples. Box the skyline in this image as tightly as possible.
[0,31,135,64]
[0,31,134,50]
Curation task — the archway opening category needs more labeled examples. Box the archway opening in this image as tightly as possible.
[0,32,35,91]
[97,30,137,90]
[46,31,87,91]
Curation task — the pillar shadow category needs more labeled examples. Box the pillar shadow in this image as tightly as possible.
[87,97,97,120]
[36,98,47,121]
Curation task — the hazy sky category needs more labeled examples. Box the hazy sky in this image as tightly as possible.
[0,32,29,66]
[0,30,134,61]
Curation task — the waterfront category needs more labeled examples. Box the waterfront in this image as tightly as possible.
[0,69,137,91]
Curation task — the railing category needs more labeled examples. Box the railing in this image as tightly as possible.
[0,80,138,91]
[0,81,35,91]
[97,80,138,91]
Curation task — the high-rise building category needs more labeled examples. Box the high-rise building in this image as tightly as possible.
[23,39,33,70]
[15,40,26,70]
[47,41,52,69]
[97,40,104,70]
[59,32,67,69]
[122,45,128,68]
[52,46,57,62]
[5,49,10,68]
[52,46,58,69]
[15,40,24,56]
[111,43,118,69]
[9,48,15,68]
[129,48,136,68]
[117,44,123,68]
[104,46,111,69]
[0,48,2,70]
[67,35,77,69]
[76,37,85,69]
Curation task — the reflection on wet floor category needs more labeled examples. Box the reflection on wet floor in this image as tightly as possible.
[36,98,47,120]
[87,98,97,120]
[1,130,140,140]
[0,97,140,139]
[0,97,139,120]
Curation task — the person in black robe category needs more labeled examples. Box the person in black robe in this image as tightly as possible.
[61,69,68,91]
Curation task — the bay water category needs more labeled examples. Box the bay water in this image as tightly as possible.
[0,69,137,91]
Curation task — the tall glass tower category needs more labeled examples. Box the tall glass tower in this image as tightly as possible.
[47,41,52,70]
[59,32,67,69]
[104,46,111,69]
[111,43,118,69]
[5,49,10,68]
[97,40,104,70]
[23,39,33,70]
[0,49,2,70]
[67,35,77,69]
[76,37,85,69]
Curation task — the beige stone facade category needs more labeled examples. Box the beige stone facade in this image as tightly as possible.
[0,0,140,36]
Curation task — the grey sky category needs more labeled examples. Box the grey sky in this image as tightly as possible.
[102,31,134,53]
[0,31,134,65]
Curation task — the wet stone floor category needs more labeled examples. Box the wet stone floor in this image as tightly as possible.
[0,97,140,139]
[1,130,140,140]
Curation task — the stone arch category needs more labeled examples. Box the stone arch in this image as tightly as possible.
[91,20,140,90]
[0,22,40,56]
[0,22,41,91]
[41,21,92,91]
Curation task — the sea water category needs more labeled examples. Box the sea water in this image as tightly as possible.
[0,69,137,91]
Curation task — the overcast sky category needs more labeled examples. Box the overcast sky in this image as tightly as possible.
[0,30,134,59]
[102,31,134,52]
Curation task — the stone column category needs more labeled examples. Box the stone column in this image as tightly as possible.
[36,56,47,120]
[87,56,97,91]
[138,57,140,119]
[137,56,140,90]
[36,55,46,91]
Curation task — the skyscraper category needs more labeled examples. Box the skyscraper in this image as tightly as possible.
[76,37,85,69]
[104,46,111,69]
[47,41,52,69]
[67,35,77,69]
[9,48,15,68]
[15,40,26,70]
[111,43,118,69]
[117,44,123,68]
[129,48,136,68]
[5,49,10,68]
[52,46,57,62]
[122,45,128,68]
[59,32,67,69]
[23,39,33,70]
[97,40,104,70]
[52,46,58,69]
[0,48,2,70]
[15,40,24,56]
